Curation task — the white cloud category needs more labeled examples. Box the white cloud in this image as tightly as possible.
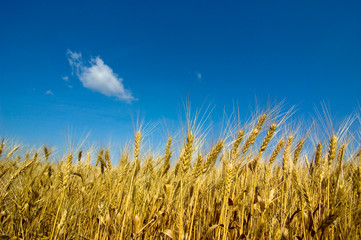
[196,72,202,80]
[62,76,69,81]
[66,50,136,103]
[67,51,82,73]
[45,90,54,95]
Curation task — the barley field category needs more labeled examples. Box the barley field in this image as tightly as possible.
[1,108,361,239]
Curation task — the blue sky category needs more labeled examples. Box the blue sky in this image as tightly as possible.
[0,0,361,148]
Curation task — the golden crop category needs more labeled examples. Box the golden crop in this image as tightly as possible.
[1,109,361,239]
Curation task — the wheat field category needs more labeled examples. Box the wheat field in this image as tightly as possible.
[1,108,361,239]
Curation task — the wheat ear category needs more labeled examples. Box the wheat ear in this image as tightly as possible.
[44,146,52,162]
[181,131,194,175]
[269,139,285,165]
[162,137,173,175]
[327,134,337,166]
[0,139,4,157]
[293,138,306,165]
[3,156,35,193]
[202,140,223,174]
[5,145,19,159]
[104,150,111,168]
[241,114,267,155]
[231,129,244,159]
[314,143,323,168]
[134,130,142,173]
[283,135,294,175]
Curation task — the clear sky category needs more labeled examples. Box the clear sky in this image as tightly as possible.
[0,0,361,148]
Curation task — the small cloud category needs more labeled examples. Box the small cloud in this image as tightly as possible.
[67,51,82,74]
[196,72,202,80]
[195,71,203,83]
[66,50,136,103]
[45,90,54,95]
[67,85,73,89]
[62,76,69,81]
